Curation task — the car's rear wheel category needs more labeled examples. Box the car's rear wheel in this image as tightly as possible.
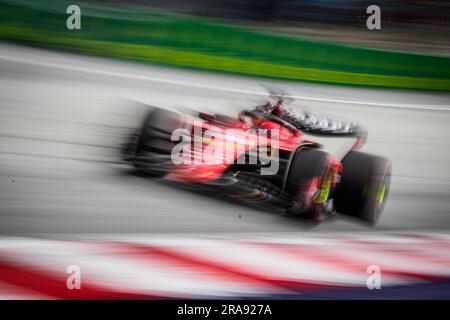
[334,151,391,225]
[132,107,181,177]
[285,148,336,220]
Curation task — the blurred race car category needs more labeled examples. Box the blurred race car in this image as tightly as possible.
[123,95,391,225]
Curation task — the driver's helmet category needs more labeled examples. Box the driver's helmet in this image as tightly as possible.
[257,97,288,116]
[272,99,288,118]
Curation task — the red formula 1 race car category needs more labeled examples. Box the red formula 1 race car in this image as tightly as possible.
[123,97,391,225]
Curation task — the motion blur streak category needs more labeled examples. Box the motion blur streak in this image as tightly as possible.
[0,257,155,299]
[0,233,449,299]
[0,43,449,233]
[0,42,450,299]
[0,53,447,111]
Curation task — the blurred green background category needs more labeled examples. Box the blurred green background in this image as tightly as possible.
[1,0,450,90]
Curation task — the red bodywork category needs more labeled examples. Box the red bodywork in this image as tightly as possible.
[166,111,342,183]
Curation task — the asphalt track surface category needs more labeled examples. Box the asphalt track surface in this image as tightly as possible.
[0,43,449,236]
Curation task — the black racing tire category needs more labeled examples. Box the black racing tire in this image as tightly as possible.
[133,107,182,177]
[334,151,391,225]
[136,107,181,154]
[285,148,334,220]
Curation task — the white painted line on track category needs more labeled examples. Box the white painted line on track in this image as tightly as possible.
[1,54,449,111]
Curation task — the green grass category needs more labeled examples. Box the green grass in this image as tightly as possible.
[1,0,450,91]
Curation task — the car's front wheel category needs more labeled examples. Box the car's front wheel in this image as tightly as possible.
[285,148,337,221]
